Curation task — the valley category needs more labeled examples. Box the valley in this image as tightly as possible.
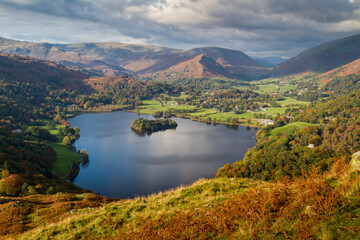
[0,32,360,239]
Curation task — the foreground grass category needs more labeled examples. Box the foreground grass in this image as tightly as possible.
[7,159,359,240]
[12,178,256,239]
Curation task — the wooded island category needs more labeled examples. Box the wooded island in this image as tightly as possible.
[130,118,178,134]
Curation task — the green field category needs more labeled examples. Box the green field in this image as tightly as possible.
[249,77,298,94]
[276,97,309,107]
[271,122,317,136]
[250,78,280,85]
[139,99,301,125]
[253,83,297,94]
[138,98,311,126]
[40,123,82,176]
[50,142,81,176]
[190,108,218,117]
[192,111,252,122]
[259,107,286,115]
[139,100,258,123]
[138,100,197,115]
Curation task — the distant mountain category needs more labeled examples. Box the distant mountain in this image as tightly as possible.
[141,54,236,81]
[0,37,270,81]
[0,53,93,93]
[274,33,360,75]
[253,57,286,67]
[253,58,275,67]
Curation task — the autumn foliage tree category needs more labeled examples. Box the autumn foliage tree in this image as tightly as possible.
[3,174,24,196]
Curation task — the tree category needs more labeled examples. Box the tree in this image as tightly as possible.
[0,180,6,195]
[46,186,56,194]
[74,127,80,135]
[27,186,38,195]
[2,161,9,171]
[1,169,10,179]
[62,136,72,145]
[4,174,24,196]
[81,149,89,162]
[54,111,62,122]
[84,100,95,109]
[310,135,322,146]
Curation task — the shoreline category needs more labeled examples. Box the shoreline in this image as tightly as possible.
[66,101,265,129]
[130,110,261,129]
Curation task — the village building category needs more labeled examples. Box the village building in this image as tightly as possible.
[258,119,274,125]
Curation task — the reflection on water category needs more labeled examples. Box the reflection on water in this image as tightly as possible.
[225,124,239,131]
[69,111,257,198]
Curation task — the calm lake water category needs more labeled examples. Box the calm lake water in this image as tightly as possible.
[69,111,257,198]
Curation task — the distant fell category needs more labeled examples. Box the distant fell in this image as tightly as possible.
[0,37,270,81]
[0,53,93,93]
[274,33,360,75]
[254,56,287,67]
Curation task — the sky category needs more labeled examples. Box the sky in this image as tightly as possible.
[1,0,360,59]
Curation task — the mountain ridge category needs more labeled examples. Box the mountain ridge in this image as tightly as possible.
[0,37,270,81]
[274,33,360,75]
[0,53,93,93]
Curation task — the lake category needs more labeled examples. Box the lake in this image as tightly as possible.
[69,111,257,198]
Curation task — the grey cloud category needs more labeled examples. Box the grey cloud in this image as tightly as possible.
[265,0,356,23]
[0,0,360,58]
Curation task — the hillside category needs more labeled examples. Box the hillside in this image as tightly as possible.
[318,58,360,84]
[2,159,358,239]
[0,53,93,93]
[0,37,270,80]
[141,54,234,81]
[274,33,360,75]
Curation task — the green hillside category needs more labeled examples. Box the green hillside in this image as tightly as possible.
[271,122,316,136]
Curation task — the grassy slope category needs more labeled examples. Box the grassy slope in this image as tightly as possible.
[271,122,317,136]
[14,160,360,240]
[17,178,256,239]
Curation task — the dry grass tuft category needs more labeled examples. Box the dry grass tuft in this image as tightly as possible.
[0,204,31,236]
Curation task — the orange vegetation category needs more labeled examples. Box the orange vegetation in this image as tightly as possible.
[119,158,359,239]
[0,193,115,238]
[319,58,360,84]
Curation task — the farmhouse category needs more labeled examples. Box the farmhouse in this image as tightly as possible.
[258,119,274,125]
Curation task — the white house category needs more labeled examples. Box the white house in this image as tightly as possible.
[258,119,274,125]
[11,129,22,134]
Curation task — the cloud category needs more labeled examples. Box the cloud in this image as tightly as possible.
[1,0,360,58]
